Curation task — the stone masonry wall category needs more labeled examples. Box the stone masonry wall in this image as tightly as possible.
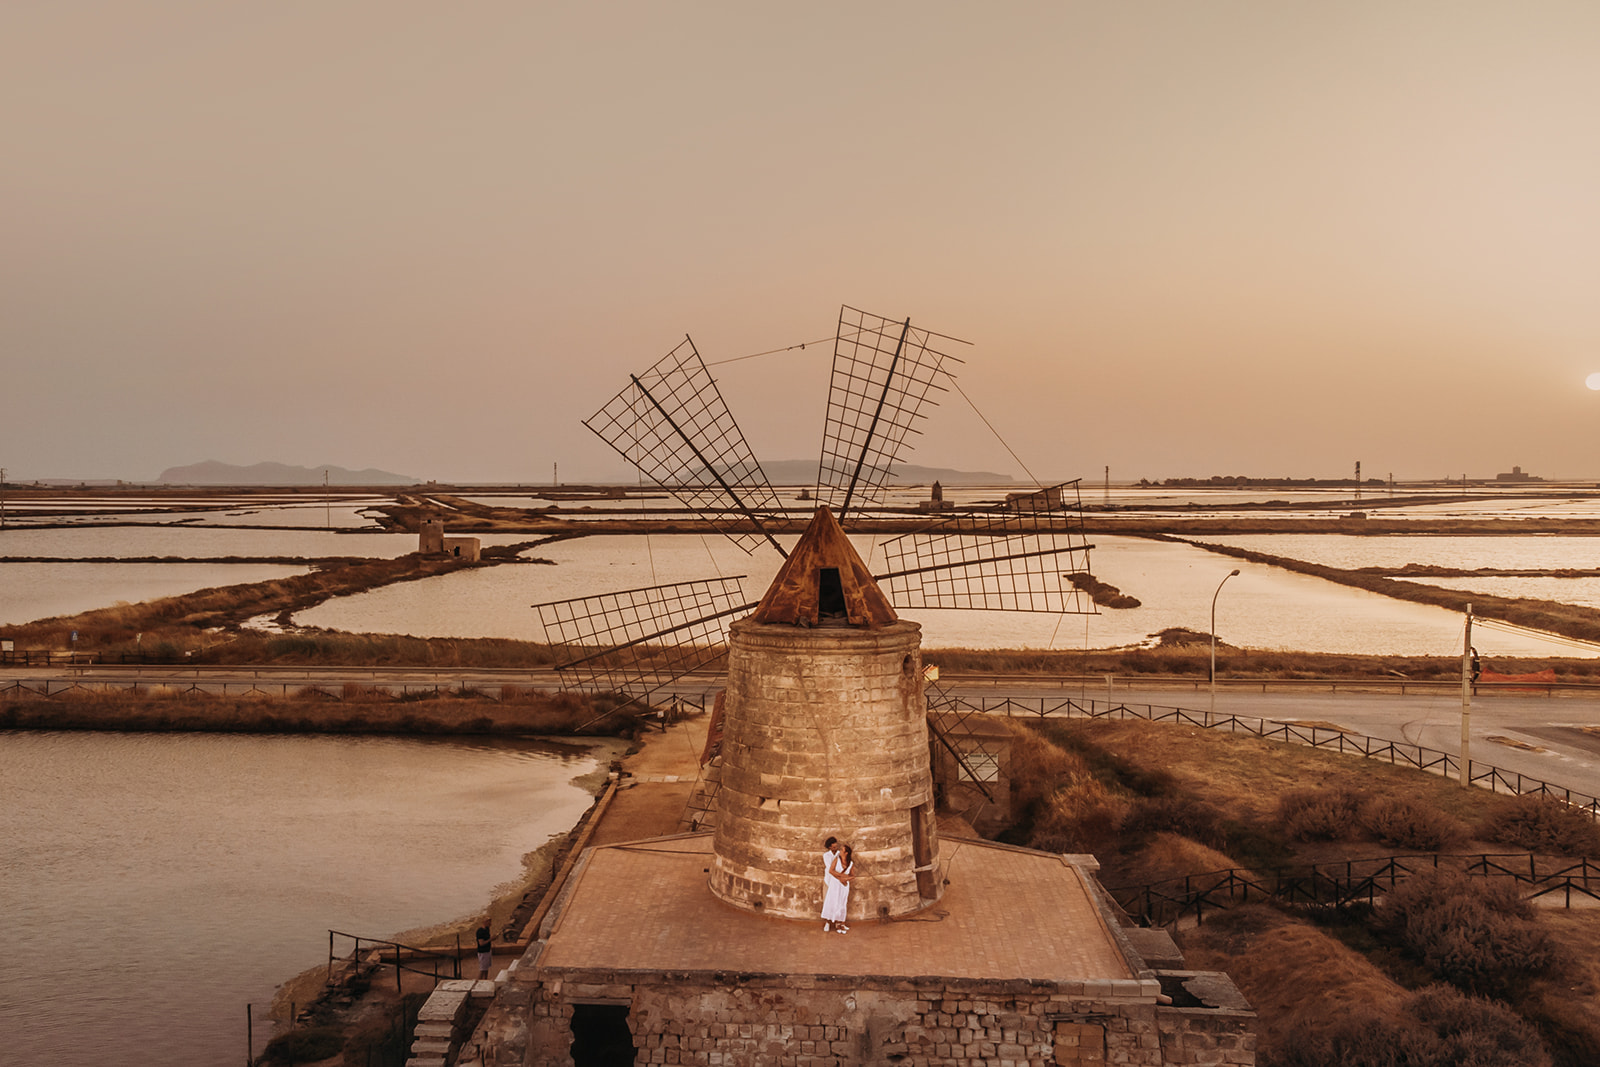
[473,967,1253,1067]
[711,619,940,921]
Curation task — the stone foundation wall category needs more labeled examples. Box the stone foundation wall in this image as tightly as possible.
[468,967,1254,1066]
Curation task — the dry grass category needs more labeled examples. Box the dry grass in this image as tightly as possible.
[1181,904,1409,1056]
[1103,831,1240,890]
[998,717,1600,1064]
[1055,717,1523,833]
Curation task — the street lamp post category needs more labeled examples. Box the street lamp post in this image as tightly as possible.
[1210,569,1241,717]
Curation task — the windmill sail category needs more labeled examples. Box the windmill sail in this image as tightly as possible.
[584,336,787,557]
[533,576,752,702]
[874,481,1097,613]
[816,305,967,521]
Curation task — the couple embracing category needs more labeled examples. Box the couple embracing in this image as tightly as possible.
[821,836,854,934]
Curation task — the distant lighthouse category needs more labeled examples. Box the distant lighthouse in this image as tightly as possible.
[708,506,942,921]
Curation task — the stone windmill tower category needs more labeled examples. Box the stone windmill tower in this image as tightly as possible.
[533,304,1098,916]
[464,308,1258,1067]
[710,505,940,920]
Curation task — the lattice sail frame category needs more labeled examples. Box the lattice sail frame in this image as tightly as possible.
[874,481,1097,614]
[921,670,998,806]
[816,305,967,520]
[583,337,786,556]
[533,576,750,701]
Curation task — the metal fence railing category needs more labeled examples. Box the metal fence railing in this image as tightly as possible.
[1109,853,1600,928]
[326,929,463,994]
[945,694,1600,820]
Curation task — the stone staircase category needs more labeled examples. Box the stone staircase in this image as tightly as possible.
[405,979,496,1067]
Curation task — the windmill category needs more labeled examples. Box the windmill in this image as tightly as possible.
[534,304,1097,845]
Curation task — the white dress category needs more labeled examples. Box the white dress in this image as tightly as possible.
[821,857,852,924]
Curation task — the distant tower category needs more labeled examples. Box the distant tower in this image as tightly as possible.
[419,519,444,555]
[1355,461,1361,501]
[709,507,942,921]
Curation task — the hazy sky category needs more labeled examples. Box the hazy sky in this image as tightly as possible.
[6,3,1600,484]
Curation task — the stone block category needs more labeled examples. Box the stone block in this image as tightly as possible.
[418,990,469,1022]
[410,1037,452,1055]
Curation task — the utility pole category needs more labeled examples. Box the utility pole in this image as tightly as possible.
[553,462,558,487]
[1461,604,1473,786]
[1104,466,1109,507]
[0,466,6,528]
[323,468,331,529]
[1354,461,1361,501]
[1210,569,1241,717]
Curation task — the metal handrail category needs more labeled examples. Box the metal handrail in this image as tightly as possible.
[327,929,461,993]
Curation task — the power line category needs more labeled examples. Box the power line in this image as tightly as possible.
[705,337,834,367]
[1472,616,1600,655]
[948,377,1042,487]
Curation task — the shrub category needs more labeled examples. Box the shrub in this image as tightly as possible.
[1481,794,1600,856]
[1408,984,1551,1066]
[1381,867,1556,998]
[1279,788,1365,842]
[1275,986,1550,1067]
[1121,795,1229,850]
[1028,773,1131,853]
[1358,796,1468,851]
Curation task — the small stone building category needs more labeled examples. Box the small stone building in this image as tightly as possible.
[419,519,481,562]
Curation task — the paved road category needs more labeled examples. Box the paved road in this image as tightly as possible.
[9,665,1600,798]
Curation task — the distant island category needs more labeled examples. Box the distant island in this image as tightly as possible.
[147,459,1014,487]
[158,461,416,486]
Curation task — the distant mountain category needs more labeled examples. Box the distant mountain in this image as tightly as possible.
[757,460,1016,485]
[158,461,416,486]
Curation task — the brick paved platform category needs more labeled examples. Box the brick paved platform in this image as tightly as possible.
[536,832,1133,982]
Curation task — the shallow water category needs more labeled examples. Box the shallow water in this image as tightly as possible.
[0,562,311,626]
[1199,534,1600,572]
[0,731,606,1066]
[292,533,1593,659]
[7,495,1600,657]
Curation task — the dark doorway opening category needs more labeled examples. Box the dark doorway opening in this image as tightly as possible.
[819,567,846,618]
[571,1003,635,1065]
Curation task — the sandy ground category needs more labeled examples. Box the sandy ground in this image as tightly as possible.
[592,712,712,845]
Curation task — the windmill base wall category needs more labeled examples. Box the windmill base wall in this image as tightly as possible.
[474,968,1256,1066]
[710,619,941,921]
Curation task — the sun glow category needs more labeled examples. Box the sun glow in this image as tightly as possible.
[1587,373,1600,391]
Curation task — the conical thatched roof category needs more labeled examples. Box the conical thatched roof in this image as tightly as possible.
[749,506,897,627]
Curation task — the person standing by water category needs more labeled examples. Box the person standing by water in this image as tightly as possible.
[821,843,854,933]
[475,920,494,980]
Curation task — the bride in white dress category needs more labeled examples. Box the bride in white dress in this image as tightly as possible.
[821,843,854,933]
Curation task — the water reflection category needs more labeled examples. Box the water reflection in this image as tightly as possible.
[0,730,609,1066]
